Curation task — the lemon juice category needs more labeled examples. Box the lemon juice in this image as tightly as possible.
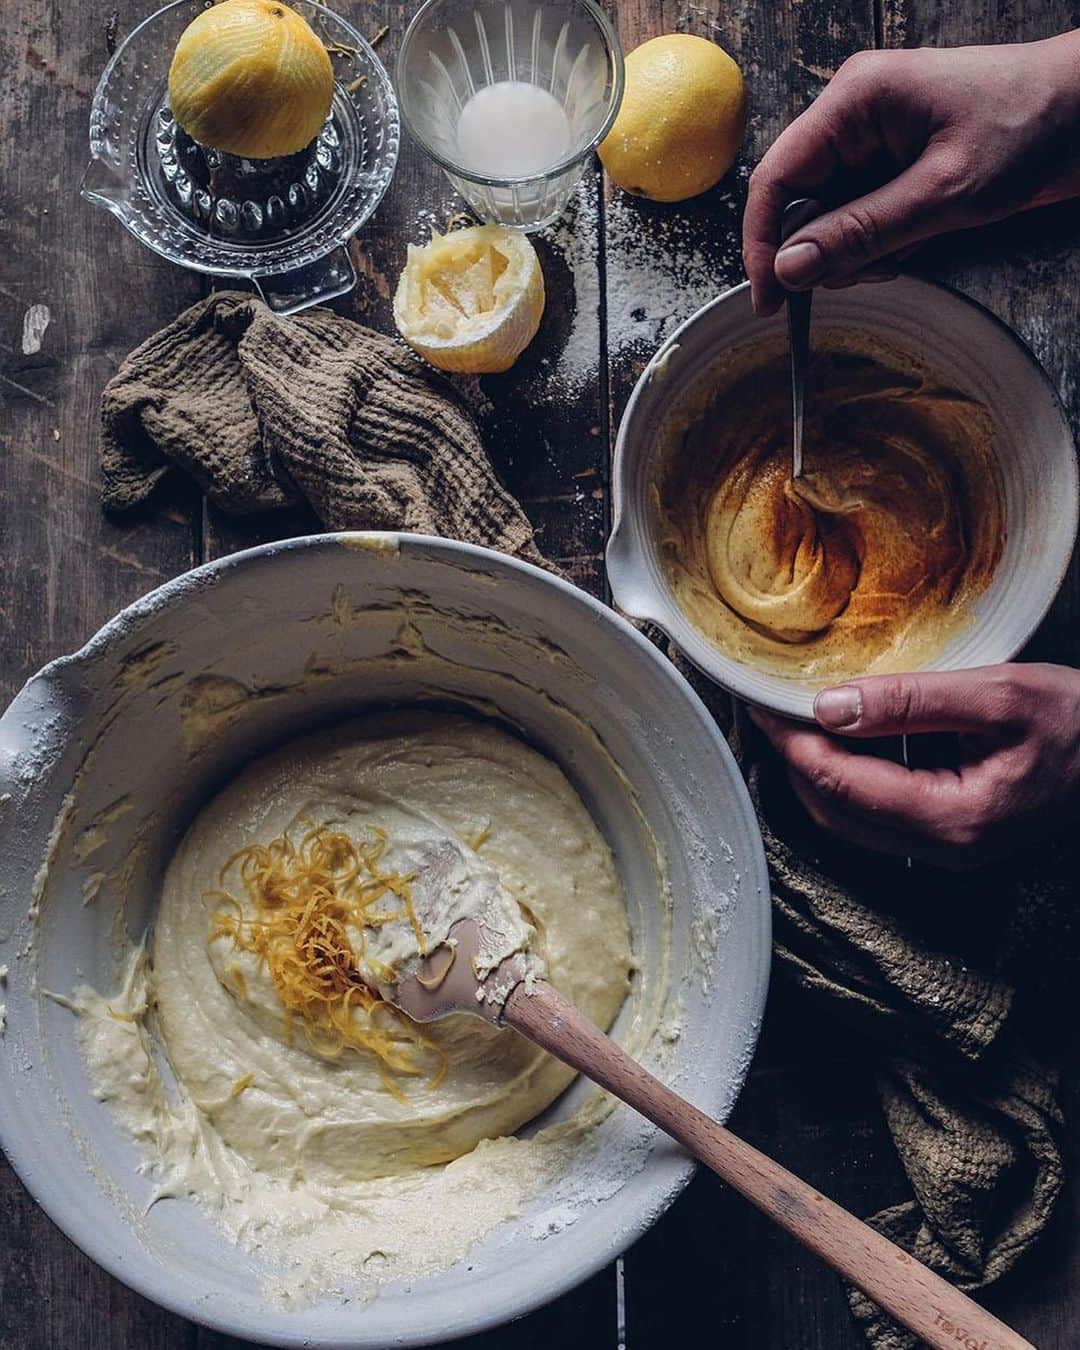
[455,81,571,178]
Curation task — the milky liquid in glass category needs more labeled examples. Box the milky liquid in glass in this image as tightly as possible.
[455,81,572,178]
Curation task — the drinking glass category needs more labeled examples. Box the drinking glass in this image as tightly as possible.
[397,0,623,231]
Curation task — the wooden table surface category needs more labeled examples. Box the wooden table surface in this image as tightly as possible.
[3,1,1080,1346]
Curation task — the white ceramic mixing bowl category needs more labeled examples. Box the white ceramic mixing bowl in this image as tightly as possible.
[608,278,1079,720]
[0,534,769,1348]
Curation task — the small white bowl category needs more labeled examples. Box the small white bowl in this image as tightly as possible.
[607,279,1079,720]
[0,534,769,1348]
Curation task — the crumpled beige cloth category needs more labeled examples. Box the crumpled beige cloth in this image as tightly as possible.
[100,291,544,565]
[101,296,1069,1350]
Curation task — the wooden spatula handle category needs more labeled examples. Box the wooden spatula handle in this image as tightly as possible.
[504,981,1034,1350]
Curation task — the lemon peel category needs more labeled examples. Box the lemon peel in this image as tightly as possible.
[168,0,335,159]
[208,824,445,1104]
[393,225,545,374]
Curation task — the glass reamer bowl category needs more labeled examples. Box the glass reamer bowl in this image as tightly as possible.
[82,0,400,313]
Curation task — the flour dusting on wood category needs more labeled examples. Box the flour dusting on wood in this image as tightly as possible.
[21,303,50,355]
[540,171,748,397]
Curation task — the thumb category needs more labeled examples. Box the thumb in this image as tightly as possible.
[813,669,1020,737]
[773,153,960,290]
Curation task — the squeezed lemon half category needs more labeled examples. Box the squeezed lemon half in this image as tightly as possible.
[393,226,545,374]
[168,0,335,159]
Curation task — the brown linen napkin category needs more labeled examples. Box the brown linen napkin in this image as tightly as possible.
[101,298,1069,1349]
[100,291,544,565]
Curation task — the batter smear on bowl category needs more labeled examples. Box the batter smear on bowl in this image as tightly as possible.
[63,713,634,1299]
[657,337,1006,681]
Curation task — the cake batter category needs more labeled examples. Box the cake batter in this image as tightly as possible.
[67,713,633,1297]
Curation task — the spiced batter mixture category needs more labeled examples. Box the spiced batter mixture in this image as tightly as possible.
[657,337,1005,681]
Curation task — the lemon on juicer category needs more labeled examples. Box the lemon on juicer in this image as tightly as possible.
[599,34,746,202]
[168,0,335,160]
[394,226,545,375]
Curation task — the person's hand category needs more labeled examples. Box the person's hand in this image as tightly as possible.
[743,34,1080,315]
[748,664,1080,868]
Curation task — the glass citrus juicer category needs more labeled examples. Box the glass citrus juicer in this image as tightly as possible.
[82,0,399,314]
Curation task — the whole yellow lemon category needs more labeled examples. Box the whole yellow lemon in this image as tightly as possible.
[168,0,335,159]
[599,34,746,202]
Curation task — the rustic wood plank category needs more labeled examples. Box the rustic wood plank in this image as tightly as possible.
[626,1031,904,1350]
[600,4,906,1348]
[0,9,202,707]
[0,2,202,1346]
[880,5,1080,1345]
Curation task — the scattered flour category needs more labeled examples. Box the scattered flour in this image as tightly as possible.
[21,303,50,355]
[690,908,722,995]
[540,183,602,397]
[403,170,749,407]
[541,168,750,397]
[528,1203,581,1240]
[603,183,745,363]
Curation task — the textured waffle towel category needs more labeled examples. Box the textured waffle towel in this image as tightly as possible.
[101,291,543,564]
[101,296,1068,1350]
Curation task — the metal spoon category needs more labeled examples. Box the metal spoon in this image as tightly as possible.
[780,198,823,481]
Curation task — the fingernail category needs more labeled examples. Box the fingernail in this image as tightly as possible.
[775,240,825,288]
[750,284,780,319]
[814,686,862,728]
